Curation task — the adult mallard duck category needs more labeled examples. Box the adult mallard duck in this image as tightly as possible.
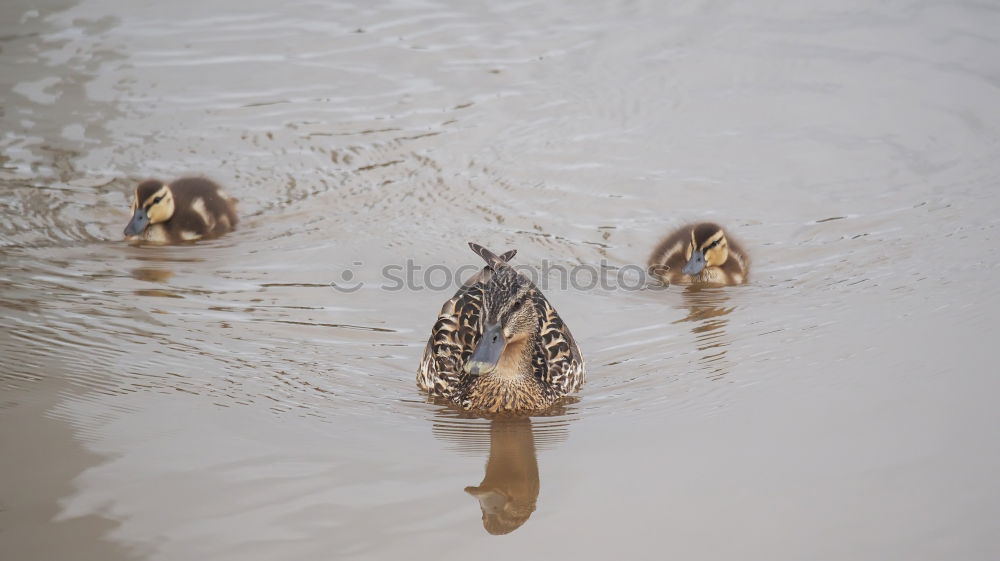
[124,177,238,243]
[417,243,585,413]
[648,223,749,286]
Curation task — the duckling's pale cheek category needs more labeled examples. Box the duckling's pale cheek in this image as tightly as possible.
[142,225,169,243]
[701,267,725,283]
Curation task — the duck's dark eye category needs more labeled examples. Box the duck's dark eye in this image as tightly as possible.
[153,195,164,204]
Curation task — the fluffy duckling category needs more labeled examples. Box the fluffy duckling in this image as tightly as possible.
[648,223,749,286]
[417,243,585,413]
[124,177,238,243]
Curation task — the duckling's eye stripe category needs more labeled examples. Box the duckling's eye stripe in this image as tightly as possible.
[143,195,165,210]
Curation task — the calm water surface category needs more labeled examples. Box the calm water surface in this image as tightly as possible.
[2,0,999,559]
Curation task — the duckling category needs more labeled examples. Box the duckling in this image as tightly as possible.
[124,177,238,243]
[417,243,585,413]
[648,223,749,286]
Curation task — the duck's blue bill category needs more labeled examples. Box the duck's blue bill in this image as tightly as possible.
[124,208,149,237]
[682,250,706,276]
[465,322,505,375]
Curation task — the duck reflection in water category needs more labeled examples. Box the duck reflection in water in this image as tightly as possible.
[128,252,205,297]
[464,417,540,535]
[130,264,178,298]
[674,285,735,380]
[430,399,575,535]
[130,267,174,283]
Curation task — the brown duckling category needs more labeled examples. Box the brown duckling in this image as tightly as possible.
[648,223,749,286]
[124,177,238,243]
[417,243,585,413]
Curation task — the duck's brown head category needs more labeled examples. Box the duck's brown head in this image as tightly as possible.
[682,223,730,276]
[464,242,540,377]
[124,180,175,237]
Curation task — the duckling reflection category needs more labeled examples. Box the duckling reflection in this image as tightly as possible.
[131,265,179,297]
[464,417,539,535]
[128,254,201,298]
[130,267,174,283]
[674,286,734,380]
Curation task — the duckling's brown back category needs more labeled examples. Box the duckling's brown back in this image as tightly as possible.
[169,177,238,237]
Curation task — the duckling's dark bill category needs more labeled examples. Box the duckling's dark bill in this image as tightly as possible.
[682,250,706,276]
[464,322,505,375]
[124,208,150,237]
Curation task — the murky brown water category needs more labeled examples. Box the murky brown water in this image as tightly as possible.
[2,0,1000,559]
